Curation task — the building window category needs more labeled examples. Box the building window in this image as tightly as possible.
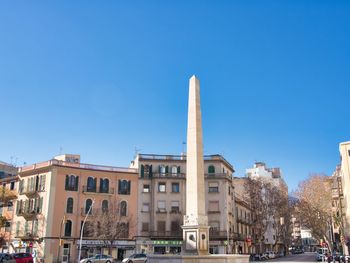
[142,203,149,212]
[65,175,78,191]
[158,182,166,192]
[208,182,219,193]
[10,181,15,190]
[39,174,46,191]
[85,199,93,215]
[157,200,166,212]
[142,222,149,232]
[171,201,180,213]
[208,201,219,212]
[171,166,178,176]
[159,165,168,176]
[7,201,13,211]
[157,221,166,233]
[66,198,74,214]
[102,200,108,213]
[99,178,109,193]
[118,180,131,195]
[171,221,180,233]
[87,177,96,192]
[208,165,215,174]
[120,201,127,216]
[209,221,220,234]
[143,184,150,193]
[171,182,180,193]
[64,220,72,237]
[16,221,20,236]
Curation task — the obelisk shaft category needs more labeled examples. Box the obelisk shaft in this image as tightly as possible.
[186,76,206,218]
[182,75,209,255]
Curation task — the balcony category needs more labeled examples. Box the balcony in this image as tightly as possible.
[205,173,232,180]
[17,207,41,220]
[151,173,186,179]
[21,188,41,198]
[237,216,252,225]
[81,208,107,216]
[149,231,182,238]
[209,230,229,239]
[15,232,39,241]
[82,186,115,195]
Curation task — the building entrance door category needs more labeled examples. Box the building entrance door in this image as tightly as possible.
[62,244,70,263]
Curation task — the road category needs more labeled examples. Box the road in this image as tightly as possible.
[268,252,316,262]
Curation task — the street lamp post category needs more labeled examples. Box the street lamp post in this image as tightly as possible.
[78,199,95,263]
[57,215,66,263]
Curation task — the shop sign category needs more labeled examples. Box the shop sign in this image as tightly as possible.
[153,240,183,246]
[77,240,135,246]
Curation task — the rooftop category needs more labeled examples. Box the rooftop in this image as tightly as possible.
[137,153,234,171]
[18,159,137,174]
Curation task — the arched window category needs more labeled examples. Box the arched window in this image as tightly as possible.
[68,175,76,189]
[64,220,72,237]
[65,175,79,191]
[102,200,108,213]
[100,178,109,193]
[66,198,74,213]
[85,199,93,215]
[120,201,127,217]
[208,165,215,174]
[87,177,96,192]
[118,180,131,195]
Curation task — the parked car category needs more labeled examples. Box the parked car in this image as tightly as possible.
[0,253,16,263]
[80,254,116,263]
[266,251,277,259]
[11,253,33,263]
[121,253,147,263]
[315,252,326,262]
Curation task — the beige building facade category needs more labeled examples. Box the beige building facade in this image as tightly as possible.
[130,153,236,255]
[12,154,138,262]
[339,141,350,253]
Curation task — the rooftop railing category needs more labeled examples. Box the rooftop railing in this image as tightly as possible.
[19,159,137,174]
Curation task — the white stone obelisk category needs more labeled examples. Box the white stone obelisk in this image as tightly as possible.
[182,75,210,255]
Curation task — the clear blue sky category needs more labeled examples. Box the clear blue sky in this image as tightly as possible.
[1,1,349,191]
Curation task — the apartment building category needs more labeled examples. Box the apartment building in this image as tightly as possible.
[246,162,288,253]
[330,165,346,254]
[130,153,235,255]
[0,164,18,252]
[232,177,254,254]
[12,154,138,262]
[339,141,350,254]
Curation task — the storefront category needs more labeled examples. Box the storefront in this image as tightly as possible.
[77,240,135,261]
[136,239,182,255]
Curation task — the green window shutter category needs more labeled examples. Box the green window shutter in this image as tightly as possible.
[149,165,153,178]
[118,180,121,194]
[16,201,19,215]
[42,174,46,191]
[99,178,103,193]
[140,165,144,178]
[177,166,180,174]
[158,165,161,174]
[127,181,131,194]
[165,166,169,174]
[39,197,43,213]
[75,176,79,191]
[94,178,97,191]
[65,175,69,190]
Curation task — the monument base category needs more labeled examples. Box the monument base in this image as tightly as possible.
[147,254,249,263]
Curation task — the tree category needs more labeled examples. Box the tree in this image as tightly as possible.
[85,200,136,255]
[245,177,290,253]
[294,174,333,247]
[0,185,17,203]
